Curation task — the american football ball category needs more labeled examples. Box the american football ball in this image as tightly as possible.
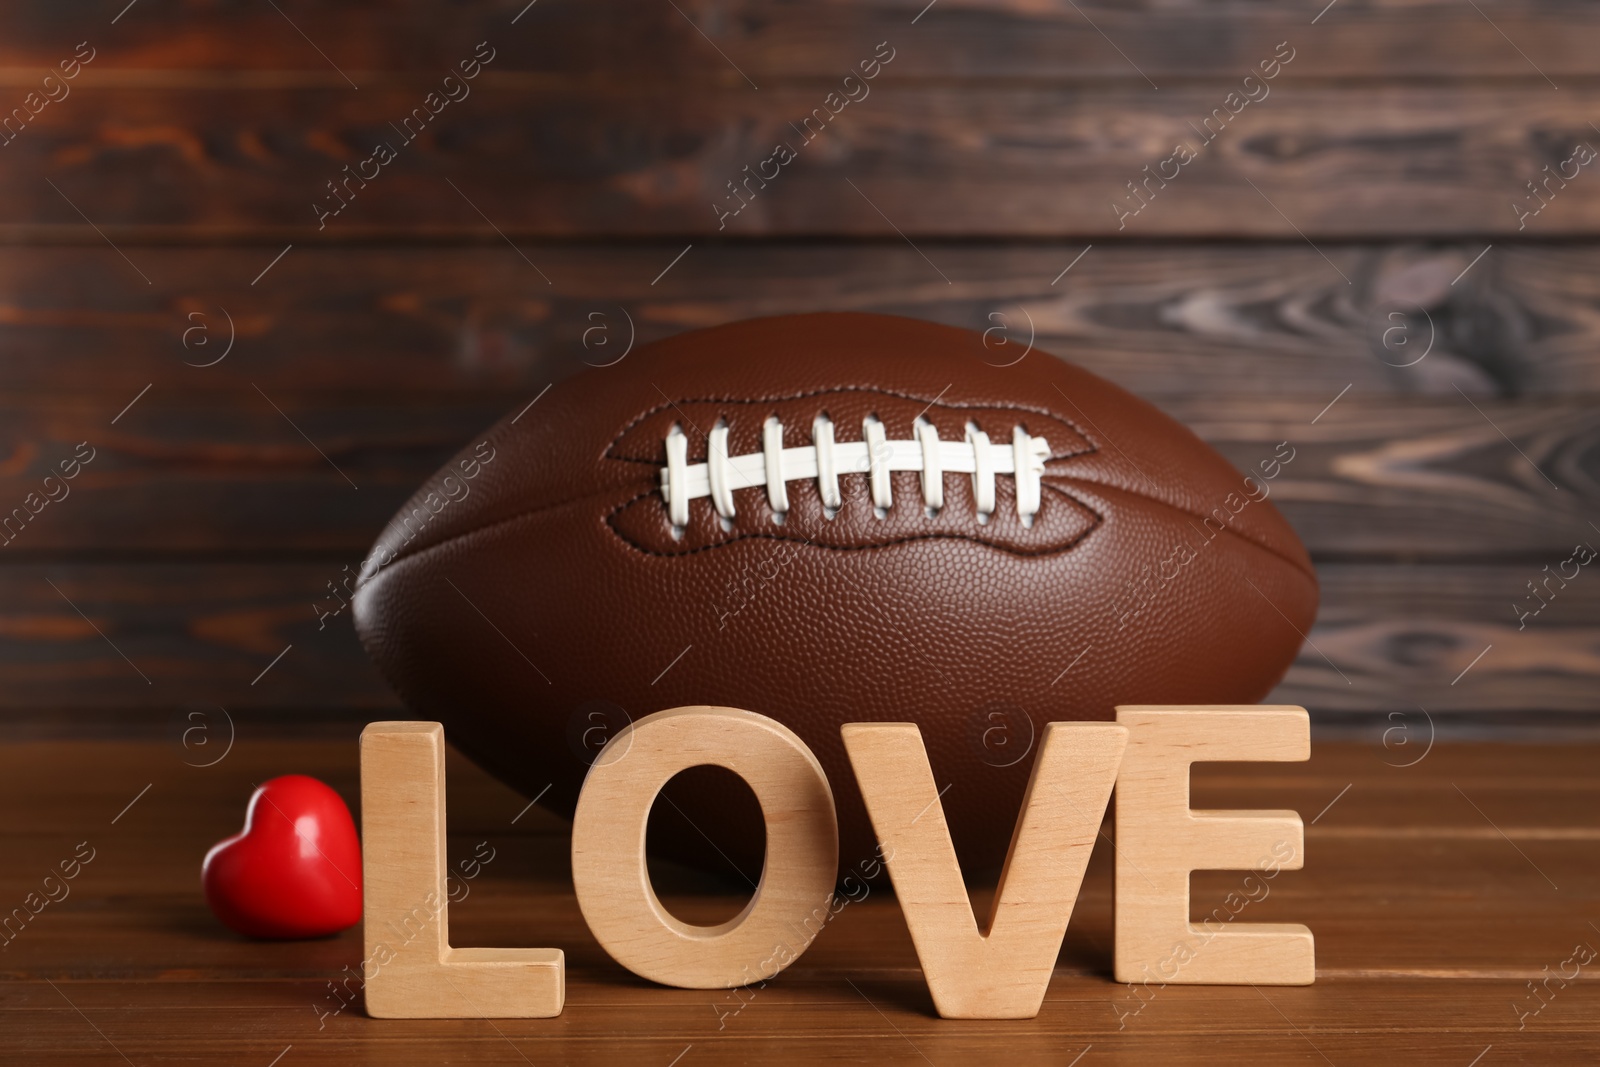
[352,312,1316,880]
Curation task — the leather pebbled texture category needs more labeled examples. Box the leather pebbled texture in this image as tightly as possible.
[353,312,1319,880]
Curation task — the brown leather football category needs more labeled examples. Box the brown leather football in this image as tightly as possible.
[352,312,1316,880]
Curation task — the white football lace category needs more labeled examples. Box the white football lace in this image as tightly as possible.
[659,415,1049,529]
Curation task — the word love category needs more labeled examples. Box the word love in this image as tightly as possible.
[359,706,1312,1021]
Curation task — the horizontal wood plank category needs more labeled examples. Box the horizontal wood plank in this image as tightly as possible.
[4,85,1598,237]
[2,242,1594,398]
[0,563,1593,716]
[0,394,494,553]
[2,387,1596,556]
[5,1,1600,81]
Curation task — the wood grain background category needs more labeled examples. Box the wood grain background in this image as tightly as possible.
[2,0,1597,734]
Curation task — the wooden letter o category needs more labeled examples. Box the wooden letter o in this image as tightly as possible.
[571,706,839,989]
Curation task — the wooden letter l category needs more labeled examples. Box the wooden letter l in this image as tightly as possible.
[360,721,564,1018]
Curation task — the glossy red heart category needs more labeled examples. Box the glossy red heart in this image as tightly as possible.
[202,774,363,939]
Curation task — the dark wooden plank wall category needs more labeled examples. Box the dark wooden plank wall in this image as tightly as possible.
[2,1,1596,732]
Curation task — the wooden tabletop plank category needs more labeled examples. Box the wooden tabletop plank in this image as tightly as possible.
[0,739,1594,1063]
[4,994,1589,1067]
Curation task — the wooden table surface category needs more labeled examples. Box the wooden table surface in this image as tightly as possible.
[3,733,1596,1065]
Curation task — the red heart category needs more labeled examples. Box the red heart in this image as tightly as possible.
[202,774,363,939]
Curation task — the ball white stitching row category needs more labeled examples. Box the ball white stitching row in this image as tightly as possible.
[660,415,1050,529]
